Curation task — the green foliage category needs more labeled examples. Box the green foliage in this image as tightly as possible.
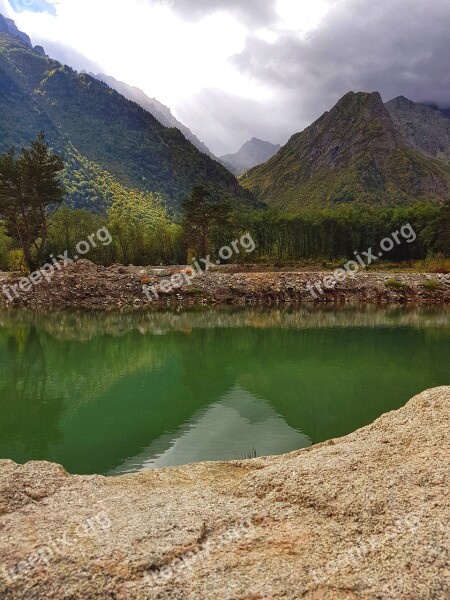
[437,200,450,255]
[47,197,182,267]
[47,207,113,264]
[182,186,217,257]
[181,185,253,261]
[0,184,183,271]
[0,35,251,212]
[0,224,13,270]
[385,280,408,290]
[108,189,182,265]
[6,248,26,273]
[61,144,122,213]
[241,203,442,263]
[1,200,449,270]
[0,132,65,270]
[422,280,443,290]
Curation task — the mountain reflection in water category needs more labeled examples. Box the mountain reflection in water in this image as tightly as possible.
[0,306,449,475]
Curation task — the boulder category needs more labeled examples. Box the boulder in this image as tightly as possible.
[0,387,449,598]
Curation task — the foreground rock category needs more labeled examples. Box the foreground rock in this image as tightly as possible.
[0,260,449,309]
[1,387,449,599]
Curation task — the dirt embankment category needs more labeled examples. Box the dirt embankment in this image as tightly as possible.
[0,260,449,309]
[0,387,449,598]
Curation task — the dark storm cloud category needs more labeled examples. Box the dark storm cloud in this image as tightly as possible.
[167,0,276,26]
[229,0,450,143]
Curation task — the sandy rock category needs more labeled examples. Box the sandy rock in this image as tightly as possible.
[0,387,449,598]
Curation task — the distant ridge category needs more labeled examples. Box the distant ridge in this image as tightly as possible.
[220,138,281,176]
[92,72,217,160]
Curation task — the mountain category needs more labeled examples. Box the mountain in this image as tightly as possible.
[386,96,450,164]
[0,15,252,213]
[0,13,46,56]
[241,91,450,210]
[92,73,217,160]
[220,138,281,176]
[0,13,32,47]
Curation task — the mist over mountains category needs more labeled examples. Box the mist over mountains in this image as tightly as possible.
[92,72,217,161]
[0,14,253,212]
[220,138,281,176]
[386,97,450,165]
[1,13,450,214]
[91,73,281,176]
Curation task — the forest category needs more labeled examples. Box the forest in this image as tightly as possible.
[1,198,449,272]
[0,135,449,272]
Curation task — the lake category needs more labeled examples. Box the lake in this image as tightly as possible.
[0,306,449,476]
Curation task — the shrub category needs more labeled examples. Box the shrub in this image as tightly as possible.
[422,280,443,290]
[7,249,27,274]
[385,279,408,290]
[187,287,203,295]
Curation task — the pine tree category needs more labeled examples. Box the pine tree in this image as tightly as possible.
[181,186,233,259]
[0,132,65,271]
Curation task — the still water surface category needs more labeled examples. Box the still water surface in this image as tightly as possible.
[0,307,449,475]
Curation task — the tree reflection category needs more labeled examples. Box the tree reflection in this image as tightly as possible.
[0,325,64,460]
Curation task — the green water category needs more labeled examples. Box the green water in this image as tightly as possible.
[0,307,449,476]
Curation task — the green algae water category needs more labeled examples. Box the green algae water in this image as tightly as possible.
[0,307,449,476]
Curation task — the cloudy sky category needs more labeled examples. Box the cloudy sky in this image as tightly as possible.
[1,0,450,155]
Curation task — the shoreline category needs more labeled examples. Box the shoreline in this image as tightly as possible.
[0,260,449,309]
[1,387,449,598]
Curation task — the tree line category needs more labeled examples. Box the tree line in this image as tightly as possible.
[0,134,449,272]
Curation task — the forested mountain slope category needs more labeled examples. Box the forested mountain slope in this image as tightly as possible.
[241,92,450,210]
[0,22,251,212]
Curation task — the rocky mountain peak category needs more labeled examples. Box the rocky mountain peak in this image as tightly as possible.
[386,95,450,164]
[241,90,450,209]
[292,90,399,172]
[0,13,48,57]
[0,13,32,47]
[33,45,47,57]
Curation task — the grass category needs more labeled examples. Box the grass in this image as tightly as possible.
[385,279,409,290]
[186,287,203,295]
[422,279,444,290]
[236,447,257,460]
[414,256,450,274]
[215,258,449,273]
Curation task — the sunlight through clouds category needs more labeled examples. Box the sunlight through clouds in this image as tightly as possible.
[6,0,450,154]
[12,0,264,108]
[276,0,334,33]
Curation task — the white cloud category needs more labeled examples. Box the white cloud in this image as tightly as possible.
[7,0,338,152]
[276,0,336,34]
[0,0,13,16]
[5,0,450,155]
[12,0,262,108]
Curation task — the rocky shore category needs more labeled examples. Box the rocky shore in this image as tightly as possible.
[0,387,449,598]
[0,260,449,309]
